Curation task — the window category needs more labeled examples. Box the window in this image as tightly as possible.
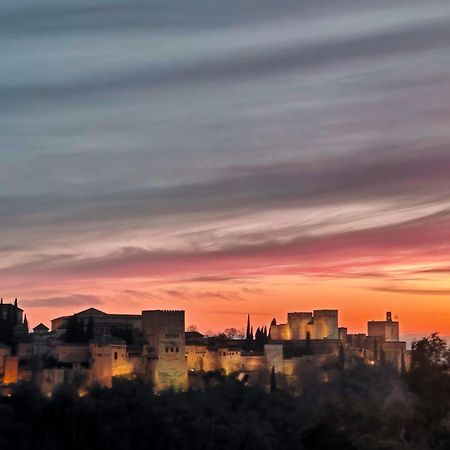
[170,347,174,352]
[165,347,169,353]
[176,348,179,353]
[114,352,118,360]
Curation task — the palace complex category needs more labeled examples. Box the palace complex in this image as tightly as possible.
[0,299,408,395]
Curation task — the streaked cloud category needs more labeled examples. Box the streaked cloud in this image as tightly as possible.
[21,294,102,308]
[1,0,450,334]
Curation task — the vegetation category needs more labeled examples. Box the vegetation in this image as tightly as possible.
[0,334,448,449]
[0,302,20,346]
[64,315,95,343]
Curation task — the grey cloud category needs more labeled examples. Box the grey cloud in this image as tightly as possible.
[163,288,246,302]
[1,144,449,236]
[369,286,450,296]
[116,289,162,301]
[3,14,450,107]
[21,294,102,308]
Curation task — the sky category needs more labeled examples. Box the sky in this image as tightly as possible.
[1,0,450,341]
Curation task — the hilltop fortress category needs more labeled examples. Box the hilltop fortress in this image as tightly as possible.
[0,299,407,395]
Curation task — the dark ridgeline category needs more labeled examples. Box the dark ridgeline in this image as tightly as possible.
[0,334,448,450]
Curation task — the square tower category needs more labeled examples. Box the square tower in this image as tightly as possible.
[312,310,338,340]
[368,311,399,342]
[287,312,313,339]
[142,310,187,391]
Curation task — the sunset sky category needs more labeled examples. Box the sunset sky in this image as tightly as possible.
[1,0,450,340]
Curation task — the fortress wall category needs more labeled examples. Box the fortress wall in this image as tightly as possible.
[217,348,242,374]
[288,312,313,339]
[312,310,338,340]
[270,323,291,340]
[264,344,283,373]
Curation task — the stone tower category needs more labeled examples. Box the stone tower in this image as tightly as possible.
[142,310,187,391]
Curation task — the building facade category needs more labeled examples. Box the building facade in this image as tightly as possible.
[0,302,409,394]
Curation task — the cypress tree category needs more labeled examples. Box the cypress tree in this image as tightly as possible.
[12,299,18,326]
[86,317,95,341]
[23,314,29,333]
[305,331,312,355]
[75,316,85,342]
[338,344,345,370]
[270,366,277,393]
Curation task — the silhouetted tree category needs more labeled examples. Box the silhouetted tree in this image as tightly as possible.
[23,314,29,334]
[245,314,251,340]
[407,333,450,433]
[270,366,277,393]
[255,326,269,350]
[338,344,345,370]
[305,331,312,355]
[85,317,95,341]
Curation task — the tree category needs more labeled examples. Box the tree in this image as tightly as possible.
[410,333,449,373]
[305,331,312,355]
[338,344,345,370]
[23,314,29,333]
[65,315,90,342]
[270,366,277,393]
[255,327,269,350]
[245,315,251,340]
[408,333,450,431]
[85,317,95,341]
[223,328,244,339]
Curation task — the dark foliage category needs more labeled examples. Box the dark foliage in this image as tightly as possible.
[0,303,20,346]
[110,327,134,344]
[406,333,450,446]
[64,315,88,343]
[0,335,448,450]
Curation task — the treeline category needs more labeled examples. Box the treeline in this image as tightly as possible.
[0,334,448,450]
